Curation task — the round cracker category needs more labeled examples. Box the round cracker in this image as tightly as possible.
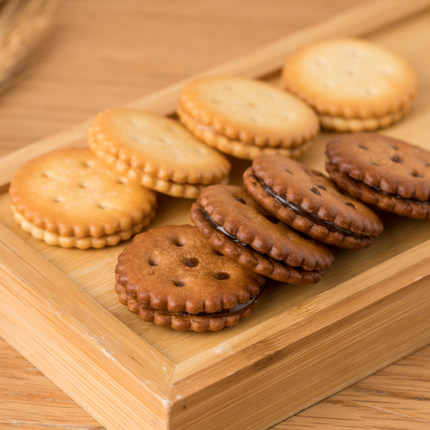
[281,38,418,120]
[88,109,231,197]
[177,75,319,156]
[244,154,383,248]
[115,225,265,316]
[9,148,156,248]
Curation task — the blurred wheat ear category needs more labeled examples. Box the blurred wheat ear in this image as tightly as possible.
[0,0,59,94]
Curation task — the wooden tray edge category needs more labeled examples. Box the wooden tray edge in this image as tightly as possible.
[0,221,174,429]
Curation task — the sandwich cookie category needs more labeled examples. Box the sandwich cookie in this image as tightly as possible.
[281,38,418,131]
[326,132,430,219]
[243,155,383,248]
[115,225,265,331]
[191,184,334,283]
[9,148,156,249]
[177,75,319,160]
[88,109,231,198]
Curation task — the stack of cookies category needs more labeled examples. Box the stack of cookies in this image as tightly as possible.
[88,109,231,199]
[281,38,418,131]
[177,76,320,160]
[325,133,430,220]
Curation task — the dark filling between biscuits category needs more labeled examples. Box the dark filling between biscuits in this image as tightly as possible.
[144,293,261,318]
[200,206,252,248]
[360,179,429,204]
[199,205,310,272]
[327,163,430,205]
[254,173,368,239]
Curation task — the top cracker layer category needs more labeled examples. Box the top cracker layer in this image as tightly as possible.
[88,109,231,198]
[281,37,418,119]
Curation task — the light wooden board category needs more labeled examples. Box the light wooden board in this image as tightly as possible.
[1,1,430,429]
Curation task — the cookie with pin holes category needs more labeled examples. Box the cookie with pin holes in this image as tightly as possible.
[115,224,266,332]
[9,148,156,249]
[191,184,334,283]
[326,132,430,219]
[177,75,319,160]
[281,38,418,131]
[88,108,231,198]
[243,154,383,248]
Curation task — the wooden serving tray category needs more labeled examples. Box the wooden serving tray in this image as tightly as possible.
[1,1,430,429]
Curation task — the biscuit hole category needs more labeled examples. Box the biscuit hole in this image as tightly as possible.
[264,215,280,224]
[173,238,185,247]
[344,202,356,209]
[234,196,247,205]
[42,171,51,178]
[391,155,403,163]
[358,144,368,150]
[371,162,380,166]
[247,101,256,108]
[184,257,199,268]
[97,203,107,209]
[317,184,326,191]
[173,280,185,287]
[116,178,127,184]
[77,182,87,189]
[310,187,321,196]
[82,161,94,168]
[213,249,223,256]
[410,170,422,178]
[52,197,62,203]
[214,272,230,280]
[284,168,293,174]
[148,259,158,266]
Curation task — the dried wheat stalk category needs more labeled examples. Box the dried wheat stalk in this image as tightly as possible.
[0,0,58,94]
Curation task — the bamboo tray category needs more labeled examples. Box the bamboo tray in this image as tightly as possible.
[1,1,430,429]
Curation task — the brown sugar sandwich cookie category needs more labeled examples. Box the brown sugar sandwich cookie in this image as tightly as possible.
[88,108,231,198]
[115,225,265,332]
[281,38,418,131]
[177,75,319,160]
[243,155,383,249]
[326,133,430,220]
[191,184,334,283]
[9,148,157,249]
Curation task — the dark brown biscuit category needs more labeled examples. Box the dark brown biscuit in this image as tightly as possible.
[115,224,265,331]
[243,154,383,248]
[190,185,334,283]
[326,133,430,220]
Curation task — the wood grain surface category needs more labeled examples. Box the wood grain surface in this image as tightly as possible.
[1,1,429,429]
